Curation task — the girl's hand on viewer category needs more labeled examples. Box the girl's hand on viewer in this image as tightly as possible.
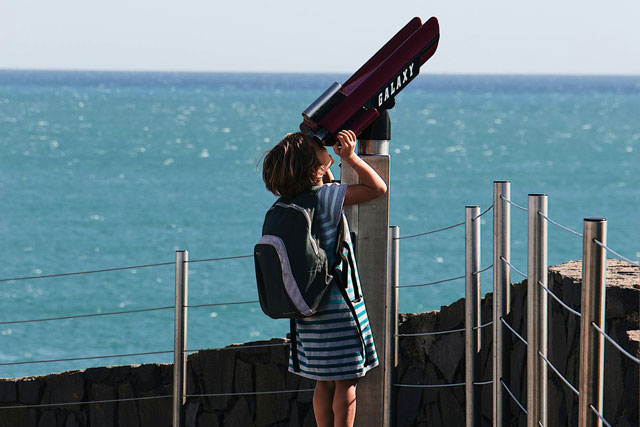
[336,129,388,206]
[333,130,359,165]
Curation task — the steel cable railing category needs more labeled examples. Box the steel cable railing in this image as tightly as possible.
[0,305,175,325]
[185,389,315,399]
[500,316,528,346]
[591,322,640,365]
[186,254,253,264]
[0,261,176,283]
[593,239,640,268]
[397,320,494,338]
[474,321,493,330]
[590,404,614,427]
[538,352,580,397]
[537,211,583,238]
[500,195,528,212]
[473,204,494,221]
[396,264,493,289]
[537,280,582,318]
[186,300,259,309]
[396,221,464,240]
[394,380,494,389]
[0,253,254,284]
[500,256,528,279]
[0,350,174,367]
[185,342,289,354]
[395,205,493,241]
[0,395,172,410]
[397,328,465,337]
[500,378,528,415]
[472,264,493,276]
[396,275,464,288]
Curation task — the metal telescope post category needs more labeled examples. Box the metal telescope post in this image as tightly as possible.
[342,111,392,427]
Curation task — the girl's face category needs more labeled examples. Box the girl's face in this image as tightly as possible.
[314,144,334,181]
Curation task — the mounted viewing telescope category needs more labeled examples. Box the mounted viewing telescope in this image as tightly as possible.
[300,16,440,146]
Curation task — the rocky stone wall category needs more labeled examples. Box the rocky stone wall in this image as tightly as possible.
[0,261,637,426]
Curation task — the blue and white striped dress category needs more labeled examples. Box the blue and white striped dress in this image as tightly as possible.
[288,183,379,380]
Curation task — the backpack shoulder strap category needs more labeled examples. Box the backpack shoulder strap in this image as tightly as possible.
[332,271,369,367]
[290,319,300,372]
[333,214,361,301]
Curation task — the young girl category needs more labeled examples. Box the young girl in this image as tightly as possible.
[262,130,387,427]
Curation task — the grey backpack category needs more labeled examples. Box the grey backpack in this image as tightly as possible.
[254,188,332,319]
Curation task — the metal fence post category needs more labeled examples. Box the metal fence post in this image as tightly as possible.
[578,219,607,427]
[388,225,399,426]
[527,194,548,427]
[493,181,511,427]
[465,206,481,427]
[173,250,188,427]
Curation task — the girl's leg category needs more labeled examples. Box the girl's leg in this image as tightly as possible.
[313,380,335,427]
[332,378,357,427]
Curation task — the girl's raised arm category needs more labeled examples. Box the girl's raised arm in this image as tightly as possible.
[333,130,388,206]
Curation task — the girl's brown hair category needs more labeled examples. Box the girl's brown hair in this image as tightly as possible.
[262,132,322,199]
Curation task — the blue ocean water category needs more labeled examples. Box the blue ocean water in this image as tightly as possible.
[0,71,638,378]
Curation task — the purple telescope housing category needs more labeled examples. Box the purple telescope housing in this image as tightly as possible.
[300,17,440,145]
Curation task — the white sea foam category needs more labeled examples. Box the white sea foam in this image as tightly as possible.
[163,158,175,166]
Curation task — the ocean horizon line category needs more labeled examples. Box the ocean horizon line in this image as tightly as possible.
[1,67,640,79]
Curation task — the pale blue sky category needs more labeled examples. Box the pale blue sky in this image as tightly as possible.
[1,0,639,74]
